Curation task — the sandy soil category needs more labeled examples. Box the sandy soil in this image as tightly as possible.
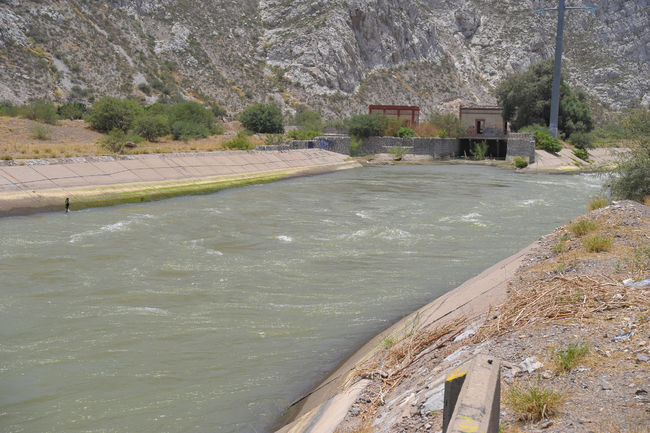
[288,201,649,433]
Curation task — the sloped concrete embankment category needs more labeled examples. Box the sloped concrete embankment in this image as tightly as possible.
[0,149,360,216]
[277,241,537,433]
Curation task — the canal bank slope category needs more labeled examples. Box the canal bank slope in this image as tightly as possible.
[0,149,360,216]
[278,200,649,433]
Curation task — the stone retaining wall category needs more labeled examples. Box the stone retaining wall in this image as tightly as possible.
[356,137,461,158]
[256,136,350,155]
[506,132,536,163]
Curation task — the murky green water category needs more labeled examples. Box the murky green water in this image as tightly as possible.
[0,165,601,433]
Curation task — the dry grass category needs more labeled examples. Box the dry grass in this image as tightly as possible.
[0,117,262,159]
[589,197,609,210]
[474,273,647,342]
[350,317,465,415]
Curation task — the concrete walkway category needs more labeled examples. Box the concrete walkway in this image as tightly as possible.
[0,149,359,215]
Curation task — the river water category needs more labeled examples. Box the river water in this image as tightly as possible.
[0,165,601,433]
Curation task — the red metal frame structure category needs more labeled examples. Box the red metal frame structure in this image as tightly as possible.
[369,105,420,127]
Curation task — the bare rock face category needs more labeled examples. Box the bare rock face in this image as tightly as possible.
[0,0,647,116]
[455,9,481,39]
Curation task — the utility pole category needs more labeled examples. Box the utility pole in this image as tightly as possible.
[536,1,595,138]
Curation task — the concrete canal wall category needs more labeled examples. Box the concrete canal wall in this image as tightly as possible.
[0,149,360,216]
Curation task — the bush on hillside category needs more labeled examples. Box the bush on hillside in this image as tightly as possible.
[133,113,170,141]
[347,114,388,138]
[0,100,20,117]
[87,97,143,132]
[239,103,284,134]
[168,101,216,132]
[21,99,58,124]
[100,128,127,153]
[293,108,323,131]
[171,120,210,141]
[57,102,87,120]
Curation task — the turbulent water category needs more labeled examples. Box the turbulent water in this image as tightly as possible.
[0,165,602,433]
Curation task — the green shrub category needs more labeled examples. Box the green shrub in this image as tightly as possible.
[168,101,216,132]
[470,141,488,160]
[396,127,415,138]
[293,108,323,131]
[347,114,388,138]
[133,113,170,141]
[350,137,361,156]
[100,128,127,153]
[608,140,650,203]
[584,235,612,252]
[21,99,58,124]
[171,120,210,141]
[569,131,592,149]
[0,100,20,117]
[57,102,87,120]
[30,123,52,140]
[239,103,284,133]
[388,145,407,160]
[287,129,321,140]
[522,125,562,153]
[428,112,464,137]
[569,219,597,236]
[573,148,589,161]
[223,131,254,150]
[514,156,528,168]
[137,83,152,96]
[87,97,143,132]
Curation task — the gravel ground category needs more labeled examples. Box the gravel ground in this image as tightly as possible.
[335,201,649,433]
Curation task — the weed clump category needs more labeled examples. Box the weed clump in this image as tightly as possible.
[552,341,590,372]
[569,219,598,236]
[588,197,608,211]
[584,235,613,253]
[505,384,562,422]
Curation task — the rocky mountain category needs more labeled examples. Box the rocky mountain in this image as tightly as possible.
[0,0,647,119]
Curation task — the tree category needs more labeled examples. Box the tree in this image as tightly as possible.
[239,103,284,133]
[428,112,464,138]
[495,59,593,138]
[86,97,143,132]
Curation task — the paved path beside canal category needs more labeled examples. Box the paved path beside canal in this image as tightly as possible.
[0,149,360,216]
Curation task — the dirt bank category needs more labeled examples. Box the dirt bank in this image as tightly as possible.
[0,149,360,216]
[278,200,649,433]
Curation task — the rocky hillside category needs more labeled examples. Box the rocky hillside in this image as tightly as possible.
[0,0,647,118]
